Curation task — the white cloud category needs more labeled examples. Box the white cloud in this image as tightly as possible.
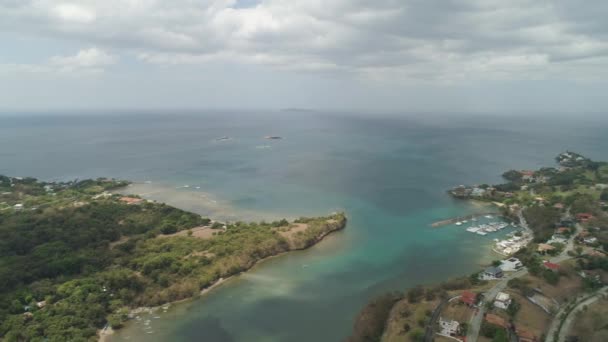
[1,1,608,81]
[0,48,117,75]
[53,3,96,23]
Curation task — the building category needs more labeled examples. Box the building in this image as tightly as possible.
[576,213,594,223]
[556,227,570,235]
[438,317,460,336]
[481,266,503,280]
[461,290,477,307]
[500,257,523,272]
[520,170,535,181]
[537,243,556,254]
[494,292,512,310]
[471,187,486,197]
[583,237,598,245]
[553,203,565,210]
[543,261,560,271]
[13,203,23,210]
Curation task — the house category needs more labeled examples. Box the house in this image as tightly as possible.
[494,292,512,310]
[547,234,567,244]
[438,317,460,336]
[553,203,565,210]
[576,213,594,223]
[578,230,590,238]
[516,327,537,342]
[537,243,556,254]
[481,266,504,280]
[500,257,523,271]
[520,170,535,181]
[471,187,486,197]
[461,290,477,307]
[583,237,598,245]
[543,261,560,271]
[556,227,570,235]
[596,184,608,190]
[36,301,46,309]
[13,203,23,210]
[119,197,143,205]
[485,313,507,328]
[585,250,606,257]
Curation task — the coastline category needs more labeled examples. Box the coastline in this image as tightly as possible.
[99,214,347,341]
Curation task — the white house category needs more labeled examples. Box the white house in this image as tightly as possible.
[494,292,512,310]
[13,203,23,210]
[500,257,523,272]
[438,317,460,336]
[584,237,598,245]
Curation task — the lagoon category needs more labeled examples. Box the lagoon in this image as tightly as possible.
[1,111,607,341]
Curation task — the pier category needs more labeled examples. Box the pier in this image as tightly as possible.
[430,212,499,227]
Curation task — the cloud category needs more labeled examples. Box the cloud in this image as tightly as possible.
[2,1,608,81]
[53,3,96,23]
[0,48,117,75]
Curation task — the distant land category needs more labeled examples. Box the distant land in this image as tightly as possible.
[280,108,317,113]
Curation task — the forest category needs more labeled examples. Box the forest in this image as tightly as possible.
[0,175,345,341]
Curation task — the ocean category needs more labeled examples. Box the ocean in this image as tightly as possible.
[1,111,607,341]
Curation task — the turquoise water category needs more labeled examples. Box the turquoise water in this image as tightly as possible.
[1,111,607,341]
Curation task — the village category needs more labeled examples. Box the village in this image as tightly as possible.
[391,152,608,342]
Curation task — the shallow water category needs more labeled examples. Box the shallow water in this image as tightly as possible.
[1,111,607,341]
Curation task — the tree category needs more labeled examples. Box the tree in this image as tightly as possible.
[493,329,509,342]
[600,189,608,201]
[507,299,520,318]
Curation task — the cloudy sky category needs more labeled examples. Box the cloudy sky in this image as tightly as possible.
[1,0,608,112]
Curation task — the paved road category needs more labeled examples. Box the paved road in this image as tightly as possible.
[544,287,608,342]
[466,268,529,342]
[424,297,451,342]
[467,211,578,342]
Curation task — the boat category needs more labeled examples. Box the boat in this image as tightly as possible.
[455,221,463,226]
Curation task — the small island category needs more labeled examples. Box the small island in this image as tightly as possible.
[0,175,346,341]
[347,152,608,342]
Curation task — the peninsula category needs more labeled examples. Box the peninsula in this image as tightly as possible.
[347,152,608,342]
[0,175,346,341]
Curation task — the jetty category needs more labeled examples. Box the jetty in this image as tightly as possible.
[430,212,498,227]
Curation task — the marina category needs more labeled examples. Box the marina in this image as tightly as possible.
[465,221,510,236]
[430,212,498,227]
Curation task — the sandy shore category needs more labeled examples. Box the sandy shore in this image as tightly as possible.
[99,216,346,342]
[115,182,287,222]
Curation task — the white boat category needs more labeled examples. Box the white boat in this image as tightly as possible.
[476,231,487,236]
[485,215,494,219]
[455,221,463,226]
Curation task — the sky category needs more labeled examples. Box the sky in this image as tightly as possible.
[1,0,608,113]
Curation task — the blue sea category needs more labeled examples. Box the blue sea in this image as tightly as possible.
[1,111,607,341]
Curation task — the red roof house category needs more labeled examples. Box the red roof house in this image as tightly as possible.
[461,291,477,306]
[543,261,560,271]
[576,213,594,223]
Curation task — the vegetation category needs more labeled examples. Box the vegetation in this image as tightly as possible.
[0,175,346,341]
[523,206,561,242]
[345,292,403,342]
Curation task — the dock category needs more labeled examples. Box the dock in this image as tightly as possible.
[430,212,498,227]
